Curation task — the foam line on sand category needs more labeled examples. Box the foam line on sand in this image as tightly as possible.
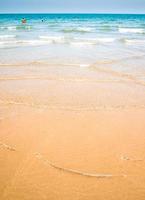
[35,153,127,178]
[121,156,145,162]
[1,141,144,178]
[0,142,16,151]
[1,100,145,111]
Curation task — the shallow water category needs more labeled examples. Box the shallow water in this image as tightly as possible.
[0,14,145,84]
[0,14,145,64]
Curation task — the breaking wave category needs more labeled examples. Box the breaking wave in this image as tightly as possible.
[61,27,95,33]
[123,39,145,45]
[39,36,66,43]
[0,35,16,40]
[71,37,116,46]
[0,39,52,48]
[0,25,32,31]
[0,35,117,48]
[119,28,145,34]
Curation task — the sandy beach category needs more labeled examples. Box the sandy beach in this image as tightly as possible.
[0,61,145,200]
[0,13,145,199]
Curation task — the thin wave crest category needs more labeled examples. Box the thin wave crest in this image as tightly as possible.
[0,39,52,48]
[123,39,145,45]
[0,35,16,40]
[39,36,66,43]
[71,37,116,46]
[119,28,145,34]
[61,27,95,33]
[90,63,145,87]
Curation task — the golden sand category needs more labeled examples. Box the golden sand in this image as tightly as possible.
[0,63,145,199]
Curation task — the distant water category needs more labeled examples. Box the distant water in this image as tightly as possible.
[0,14,145,71]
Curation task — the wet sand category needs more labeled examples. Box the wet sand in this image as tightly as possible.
[0,63,145,199]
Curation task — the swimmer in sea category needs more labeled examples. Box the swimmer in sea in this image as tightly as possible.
[21,18,27,24]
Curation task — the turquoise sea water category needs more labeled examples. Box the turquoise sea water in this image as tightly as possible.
[0,14,145,74]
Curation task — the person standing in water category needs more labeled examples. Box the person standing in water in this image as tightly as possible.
[21,18,27,24]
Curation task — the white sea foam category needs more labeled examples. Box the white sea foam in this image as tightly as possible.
[0,36,116,48]
[72,37,116,46]
[39,36,115,45]
[21,40,51,46]
[119,28,144,34]
[7,26,17,30]
[62,27,94,33]
[70,41,95,46]
[0,39,52,48]
[79,64,90,67]
[0,26,6,30]
[77,27,94,32]
[96,38,116,43]
[124,39,145,45]
[0,35,16,40]
[0,25,32,31]
[39,36,65,43]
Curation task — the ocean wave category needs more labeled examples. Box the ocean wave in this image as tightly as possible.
[39,36,65,43]
[0,35,16,40]
[7,26,17,30]
[0,39,51,48]
[71,37,116,46]
[0,25,32,31]
[99,24,114,31]
[1,35,141,48]
[0,26,15,30]
[19,40,51,46]
[39,36,115,45]
[95,38,116,43]
[70,41,96,46]
[15,25,32,30]
[61,27,94,33]
[123,39,145,45]
[119,28,144,34]
[0,26,6,30]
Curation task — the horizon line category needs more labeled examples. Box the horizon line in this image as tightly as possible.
[0,12,145,15]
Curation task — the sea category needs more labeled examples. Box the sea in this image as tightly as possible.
[0,14,145,94]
